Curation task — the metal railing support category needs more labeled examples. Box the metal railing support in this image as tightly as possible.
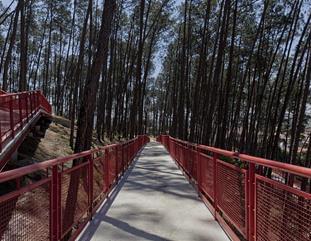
[247,163,255,241]
[213,152,219,218]
[88,154,94,217]
[51,165,60,241]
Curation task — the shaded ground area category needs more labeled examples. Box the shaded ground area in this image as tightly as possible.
[6,115,123,168]
[19,117,73,161]
[79,142,230,241]
[4,116,73,170]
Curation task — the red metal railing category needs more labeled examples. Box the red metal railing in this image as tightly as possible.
[0,135,149,241]
[157,135,311,241]
[0,90,52,154]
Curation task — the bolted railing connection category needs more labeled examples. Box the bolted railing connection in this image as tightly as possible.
[157,135,311,241]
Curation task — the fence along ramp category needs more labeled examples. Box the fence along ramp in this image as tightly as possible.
[0,90,52,170]
[157,135,311,241]
[0,135,149,241]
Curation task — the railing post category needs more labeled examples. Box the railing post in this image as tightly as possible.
[196,146,202,195]
[88,154,94,216]
[37,92,41,110]
[18,95,23,127]
[9,97,14,138]
[25,94,29,122]
[247,163,255,241]
[127,143,130,166]
[167,136,170,153]
[51,165,60,241]
[32,92,35,113]
[34,92,37,110]
[115,145,119,181]
[30,93,33,115]
[213,152,219,218]
[104,148,110,192]
[121,144,125,175]
[131,142,134,161]
[129,143,131,162]
[124,144,128,169]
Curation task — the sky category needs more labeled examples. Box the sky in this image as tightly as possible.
[2,0,15,7]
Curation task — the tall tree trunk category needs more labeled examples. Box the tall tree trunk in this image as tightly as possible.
[129,0,145,137]
[69,0,92,148]
[75,0,116,152]
[2,0,22,91]
[19,0,28,91]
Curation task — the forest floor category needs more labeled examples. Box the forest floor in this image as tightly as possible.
[6,115,117,169]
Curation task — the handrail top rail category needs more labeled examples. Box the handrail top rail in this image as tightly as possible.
[0,90,52,114]
[0,135,146,183]
[164,135,311,178]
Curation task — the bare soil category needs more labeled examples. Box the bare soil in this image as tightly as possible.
[11,115,121,166]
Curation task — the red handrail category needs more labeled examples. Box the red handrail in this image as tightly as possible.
[0,90,52,154]
[0,135,150,241]
[157,135,311,241]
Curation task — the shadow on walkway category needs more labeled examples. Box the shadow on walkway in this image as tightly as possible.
[78,142,230,241]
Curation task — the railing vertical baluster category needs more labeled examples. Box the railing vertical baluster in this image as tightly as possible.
[115,145,119,181]
[34,92,37,111]
[51,165,60,241]
[167,136,170,153]
[37,93,40,110]
[248,163,255,241]
[31,93,33,115]
[33,93,35,113]
[104,148,110,192]
[18,95,23,127]
[101,150,105,193]
[121,144,125,175]
[88,154,94,216]
[37,92,40,110]
[131,142,134,161]
[9,97,14,138]
[29,93,33,115]
[32,93,35,114]
[25,94,29,122]
[127,143,130,166]
[197,147,202,195]
[213,152,219,218]
[34,92,37,110]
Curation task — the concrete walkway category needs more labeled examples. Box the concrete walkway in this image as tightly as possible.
[78,142,230,241]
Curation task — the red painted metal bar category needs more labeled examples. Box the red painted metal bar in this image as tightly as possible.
[0,135,149,241]
[157,135,311,241]
[0,90,52,154]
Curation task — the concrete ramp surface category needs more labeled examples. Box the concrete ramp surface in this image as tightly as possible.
[79,142,230,241]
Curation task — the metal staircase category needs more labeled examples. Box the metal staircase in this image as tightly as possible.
[0,90,52,170]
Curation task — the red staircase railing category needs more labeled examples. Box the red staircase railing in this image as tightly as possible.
[0,135,149,241]
[157,135,311,241]
[0,91,52,169]
[0,91,52,152]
